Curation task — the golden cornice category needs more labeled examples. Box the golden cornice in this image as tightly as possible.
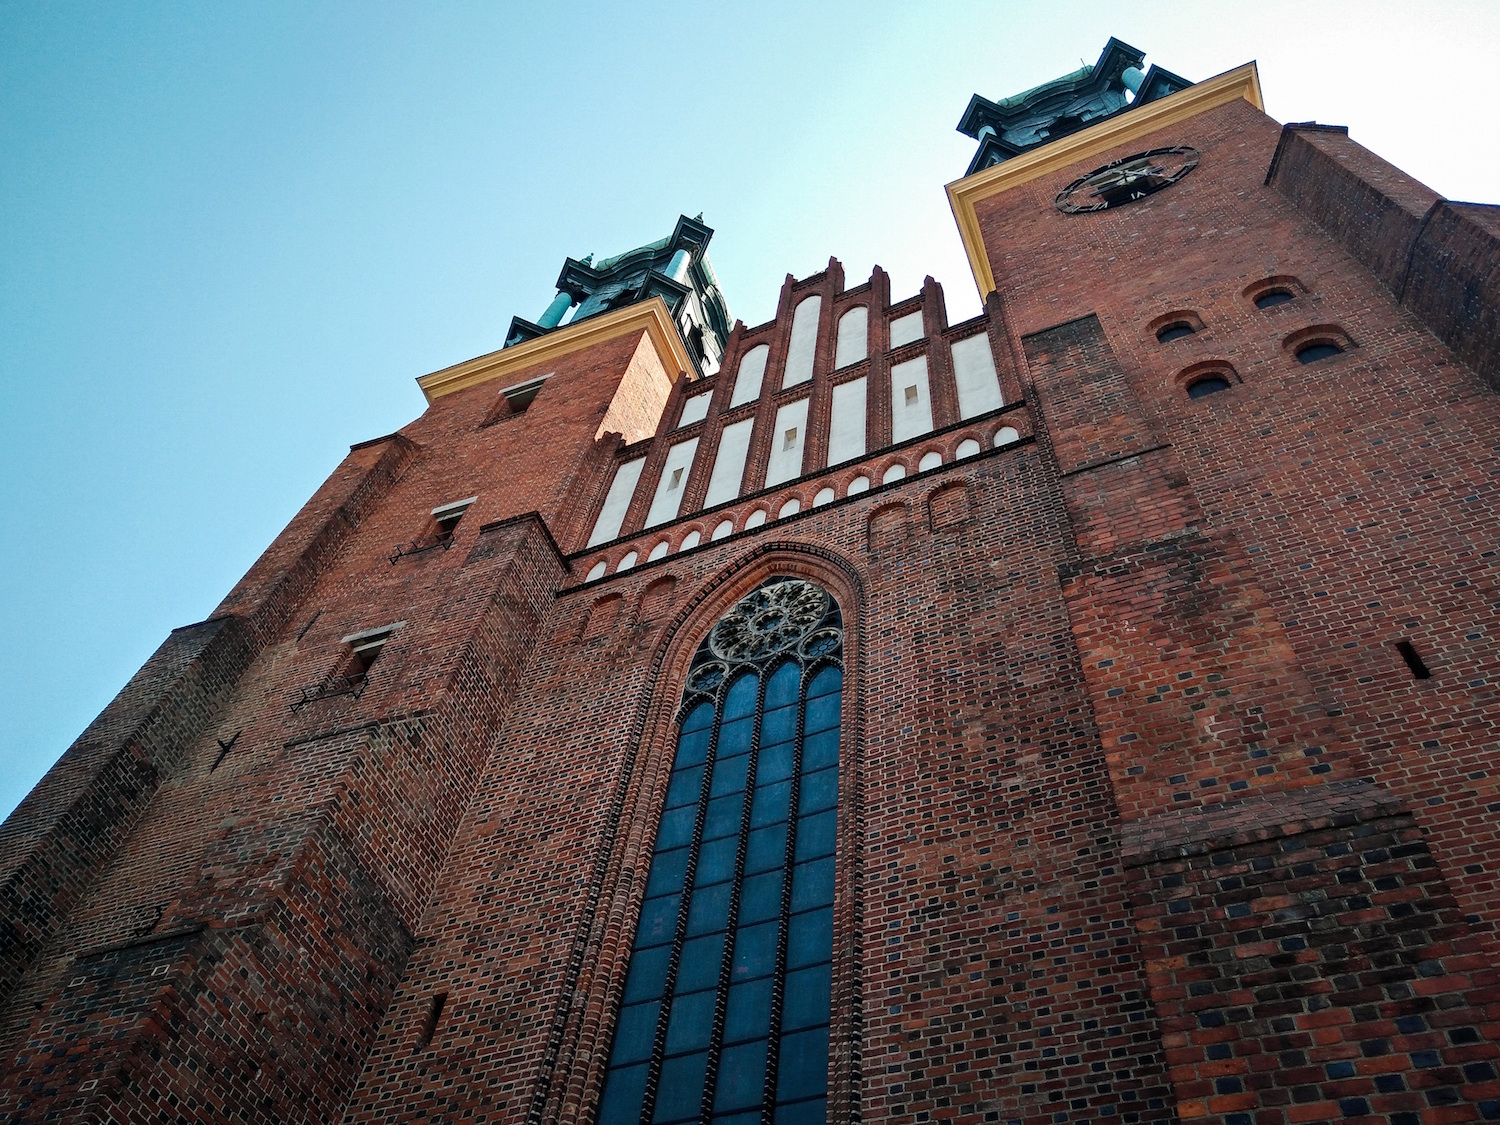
[946,62,1265,298]
[416,296,693,403]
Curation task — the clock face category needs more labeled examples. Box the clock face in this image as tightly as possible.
[1054,146,1200,214]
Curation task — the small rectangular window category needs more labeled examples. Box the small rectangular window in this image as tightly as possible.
[430,496,476,539]
[783,427,798,450]
[904,384,919,406]
[668,467,684,491]
[341,622,404,681]
[500,374,551,413]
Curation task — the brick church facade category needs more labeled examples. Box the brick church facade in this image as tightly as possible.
[4,40,1500,1125]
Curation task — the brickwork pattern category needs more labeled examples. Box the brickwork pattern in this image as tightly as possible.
[4,69,1500,1125]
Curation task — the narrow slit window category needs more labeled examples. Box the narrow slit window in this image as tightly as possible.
[598,578,843,1125]
[1395,640,1432,680]
[414,992,448,1052]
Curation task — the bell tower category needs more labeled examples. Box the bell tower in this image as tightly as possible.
[956,36,1192,174]
[504,213,732,378]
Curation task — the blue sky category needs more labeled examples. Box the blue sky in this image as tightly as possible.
[3,0,1498,819]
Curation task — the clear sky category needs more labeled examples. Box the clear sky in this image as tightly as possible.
[3,0,1498,820]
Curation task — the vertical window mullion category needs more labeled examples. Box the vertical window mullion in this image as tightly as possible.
[641,690,726,1124]
[698,673,769,1124]
[759,668,808,1123]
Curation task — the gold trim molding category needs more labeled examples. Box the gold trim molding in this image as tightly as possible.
[416,296,694,402]
[946,62,1264,298]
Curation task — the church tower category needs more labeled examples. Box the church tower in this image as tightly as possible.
[4,39,1500,1125]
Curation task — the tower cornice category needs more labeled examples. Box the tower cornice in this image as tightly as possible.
[946,61,1263,298]
[416,296,694,403]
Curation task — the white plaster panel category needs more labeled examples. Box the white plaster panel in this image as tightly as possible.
[950,333,1004,419]
[730,344,769,407]
[835,306,868,368]
[782,295,821,388]
[890,356,933,443]
[644,438,699,527]
[889,310,925,349]
[764,398,810,487]
[679,392,711,427]
[703,417,755,508]
[587,456,645,546]
[827,377,867,466]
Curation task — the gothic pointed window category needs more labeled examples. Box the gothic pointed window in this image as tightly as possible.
[599,578,844,1125]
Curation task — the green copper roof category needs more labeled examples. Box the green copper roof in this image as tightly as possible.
[994,63,1093,110]
[593,235,670,272]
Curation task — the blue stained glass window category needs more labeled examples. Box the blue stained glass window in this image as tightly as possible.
[612,1000,662,1063]
[636,894,681,948]
[676,933,727,993]
[750,781,792,828]
[730,920,779,982]
[701,794,744,842]
[598,1063,649,1125]
[646,847,691,897]
[599,578,843,1125]
[665,989,718,1055]
[738,870,784,925]
[654,1051,708,1123]
[744,823,787,874]
[782,965,831,1031]
[776,1027,830,1101]
[759,705,797,747]
[723,977,774,1043]
[714,1039,769,1112]
[772,1098,826,1125]
[687,882,732,936]
[756,741,795,785]
[786,908,832,971]
[696,836,739,887]
[794,810,836,862]
[665,768,704,810]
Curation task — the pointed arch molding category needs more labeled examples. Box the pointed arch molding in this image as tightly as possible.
[525,542,867,1125]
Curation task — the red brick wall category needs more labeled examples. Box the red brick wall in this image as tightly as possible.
[4,79,1500,1125]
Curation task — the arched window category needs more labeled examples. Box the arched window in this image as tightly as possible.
[1254,289,1295,309]
[1187,375,1231,399]
[599,579,844,1125]
[1295,341,1343,364]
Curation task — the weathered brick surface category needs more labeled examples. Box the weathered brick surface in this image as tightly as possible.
[340,443,1175,1125]
[1129,800,1500,1124]
[3,74,1500,1125]
[1268,124,1500,393]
